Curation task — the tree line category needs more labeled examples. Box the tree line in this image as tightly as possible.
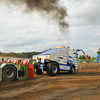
[78,55,92,59]
[79,48,100,60]
[0,51,40,58]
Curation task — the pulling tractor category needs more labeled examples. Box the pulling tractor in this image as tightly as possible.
[0,60,34,82]
[33,46,79,76]
[33,46,91,76]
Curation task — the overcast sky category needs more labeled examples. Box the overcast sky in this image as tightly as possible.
[0,0,100,57]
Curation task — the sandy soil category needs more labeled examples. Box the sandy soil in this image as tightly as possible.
[0,70,100,100]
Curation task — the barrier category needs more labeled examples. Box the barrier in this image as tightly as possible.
[18,60,34,80]
[11,60,18,65]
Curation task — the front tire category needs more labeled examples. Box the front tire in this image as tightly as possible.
[46,63,59,76]
[2,66,17,81]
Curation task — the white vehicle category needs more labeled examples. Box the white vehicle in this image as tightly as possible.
[33,46,78,76]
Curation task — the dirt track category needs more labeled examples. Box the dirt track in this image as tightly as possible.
[0,70,100,100]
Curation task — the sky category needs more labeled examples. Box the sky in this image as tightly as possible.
[0,0,100,57]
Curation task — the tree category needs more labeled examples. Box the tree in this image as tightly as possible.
[82,55,86,59]
[92,57,96,59]
[78,55,91,60]
[87,55,91,59]
[97,48,100,55]
[78,55,82,59]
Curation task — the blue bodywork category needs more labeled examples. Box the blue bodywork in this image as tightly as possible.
[96,54,100,63]
[59,63,76,71]
[38,48,62,55]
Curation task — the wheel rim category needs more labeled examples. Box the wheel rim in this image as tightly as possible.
[52,65,57,73]
[72,67,75,73]
[5,68,14,78]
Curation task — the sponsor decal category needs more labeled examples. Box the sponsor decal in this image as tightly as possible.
[69,60,78,63]
[46,55,48,57]
[58,57,63,59]
[34,56,36,58]
[63,61,67,63]
[58,60,60,62]
[63,53,67,55]
[63,67,67,68]
[63,55,67,57]
[63,58,67,60]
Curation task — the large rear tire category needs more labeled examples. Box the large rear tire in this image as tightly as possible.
[46,62,59,76]
[69,66,75,74]
[34,69,42,75]
[2,66,17,81]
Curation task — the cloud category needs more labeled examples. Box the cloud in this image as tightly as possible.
[93,33,100,37]
[60,0,100,57]
[67,0,100,26]
[0,5,69,53]
[0,0,100,58]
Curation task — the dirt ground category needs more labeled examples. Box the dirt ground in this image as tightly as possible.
[78,63,100,70]
[1,65,100,100]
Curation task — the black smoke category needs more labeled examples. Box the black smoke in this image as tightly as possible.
[4,0,68,31]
